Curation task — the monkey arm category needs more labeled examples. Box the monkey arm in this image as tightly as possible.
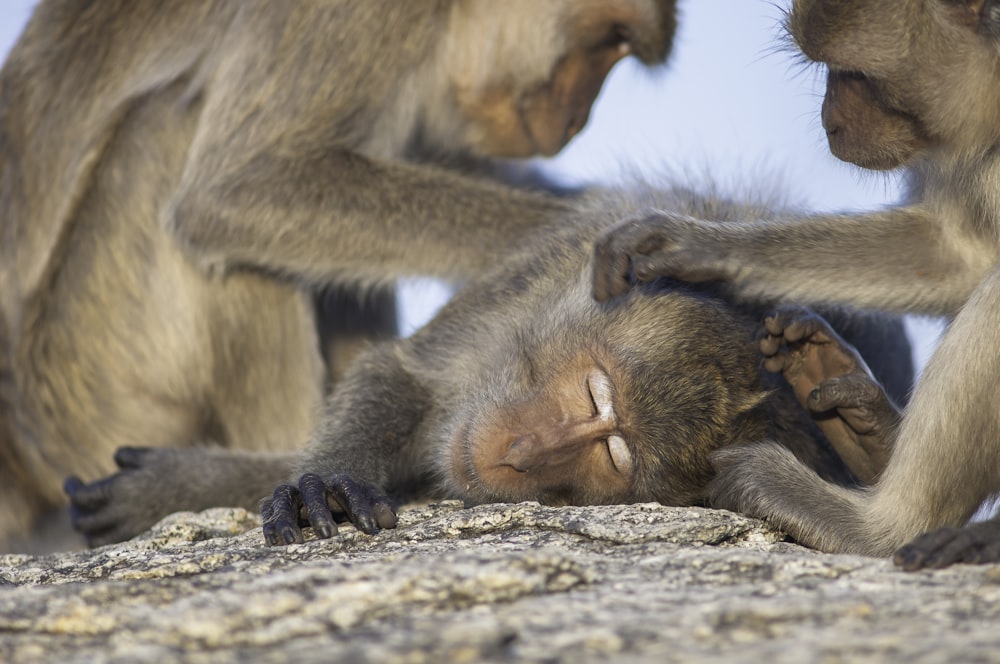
[156,2,575,288]
[166,148,574,286]
[261,344,435,545]
[65,447,298,548]
[592,204,995,316]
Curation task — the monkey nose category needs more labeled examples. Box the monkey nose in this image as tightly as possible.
[500,435,538,472]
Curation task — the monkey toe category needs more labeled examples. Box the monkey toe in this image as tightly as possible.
[762,348,792,374]
[808,374,881,413]
[764,306,827,343]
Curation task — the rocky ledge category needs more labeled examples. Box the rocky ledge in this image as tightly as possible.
[1,502,998,663]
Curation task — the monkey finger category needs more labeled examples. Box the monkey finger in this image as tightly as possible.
[75,520,137,549]
[374,501,398,530]
[259,498,278,546]
[263,484,305,546]
[893,527,961,570]
[298,472,338,540]
[66,499,135,547]
[64,475,112,509]
[591,244,634,302]
[592,214,672,301]
[113,446,155,470]
[323,474,394,535]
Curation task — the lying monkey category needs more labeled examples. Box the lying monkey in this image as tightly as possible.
[66,187,911,547]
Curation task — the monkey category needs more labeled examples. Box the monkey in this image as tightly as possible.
[589,0,1000,568]
[0,0,679,553]
[64,186,913,548]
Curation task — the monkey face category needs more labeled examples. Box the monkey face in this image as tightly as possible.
[444,288,770,511]
[820,70,930,171]
[449,352,637,506]
[790,0,1000,167]
[456,36,634,158]
[447,0,677,158]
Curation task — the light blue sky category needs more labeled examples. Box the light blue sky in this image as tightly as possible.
[0,1,942,369]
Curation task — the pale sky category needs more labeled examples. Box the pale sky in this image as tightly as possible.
[0,1,942,370]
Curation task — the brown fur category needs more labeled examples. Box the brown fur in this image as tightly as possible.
[0,0,677,552]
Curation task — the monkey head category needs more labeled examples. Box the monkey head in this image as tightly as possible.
[444,284,769,508]
[789,0,1000,169]
[443,0,677,158]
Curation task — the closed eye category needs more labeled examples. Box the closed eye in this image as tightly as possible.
[607,435,633,474]
[586,370,615,420]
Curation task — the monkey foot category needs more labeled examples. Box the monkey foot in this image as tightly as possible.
[760,305,900,484]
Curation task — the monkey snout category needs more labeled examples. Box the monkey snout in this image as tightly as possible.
[500,435,539,472]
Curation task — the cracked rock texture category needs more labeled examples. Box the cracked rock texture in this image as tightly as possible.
[2,501,999,663]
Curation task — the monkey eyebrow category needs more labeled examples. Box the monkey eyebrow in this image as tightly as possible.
[587,370,615,420]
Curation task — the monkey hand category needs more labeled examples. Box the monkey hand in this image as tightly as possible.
[894,518,1000,570]
[592,211,730,301]
[260,473,398,546]
[65,447,197,547]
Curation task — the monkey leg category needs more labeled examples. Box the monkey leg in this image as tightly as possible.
[893,515,1000,570]
[261,473,397,546]
[760,306,901,484]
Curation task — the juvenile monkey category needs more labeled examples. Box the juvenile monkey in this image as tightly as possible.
[66,187,910,547]
[0,0,678,552]
[591,0,1000,568]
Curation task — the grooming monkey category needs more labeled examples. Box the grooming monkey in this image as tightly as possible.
[0,0,679,552]
[591,0,1000,568]
[66,187,911,547]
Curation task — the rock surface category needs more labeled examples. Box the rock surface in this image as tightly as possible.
[1,502,998,663]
